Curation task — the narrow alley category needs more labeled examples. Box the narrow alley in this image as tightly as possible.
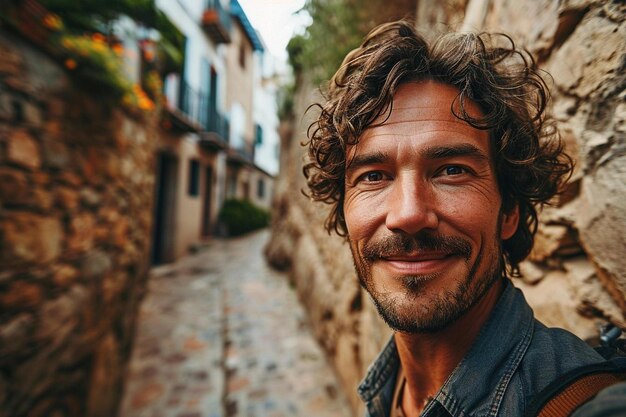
[118,230,353,417]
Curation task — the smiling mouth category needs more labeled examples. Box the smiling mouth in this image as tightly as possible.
[379,252,457,275]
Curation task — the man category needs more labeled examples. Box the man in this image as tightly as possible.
[303,21,621,416]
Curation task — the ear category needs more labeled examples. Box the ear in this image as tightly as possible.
[500,205,519,240]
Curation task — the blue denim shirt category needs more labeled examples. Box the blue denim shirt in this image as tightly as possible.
[357,280,606,417]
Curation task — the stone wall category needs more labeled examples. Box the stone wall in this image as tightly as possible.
[0,31,156,417]
[265,1,625,415]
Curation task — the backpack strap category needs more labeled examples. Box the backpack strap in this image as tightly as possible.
[527,359,626,417]
[537,372,622,417]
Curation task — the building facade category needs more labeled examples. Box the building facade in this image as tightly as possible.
[152,0,277,264]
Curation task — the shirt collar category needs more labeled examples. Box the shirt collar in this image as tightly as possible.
[358,280,535,417]
[434,280,534,416]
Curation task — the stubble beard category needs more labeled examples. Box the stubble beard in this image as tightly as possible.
[350,231,503,334]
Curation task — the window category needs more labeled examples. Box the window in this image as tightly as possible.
[255,124,263,145]
[188,159,200,196]
[257,178,265,199]
[239,42,246,68]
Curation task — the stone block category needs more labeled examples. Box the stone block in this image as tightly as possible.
[129,382,165,410]
[518,261,546,284]
[334,332,361,406]
[32,172,50,186]
[44,119,62,140]
[0,91,14,122]
[0,313,35,358]
[80,250,113,279]
[0,281,44,310]
[54,186,80,211]
[0,38,23,75]
[0,213,63,266]
[99,207,120,223]
[41,137,71,170]
[102,272,128,305]
[37,291,82,343]
[52,264,80,288]
[80,188,101,208]
[56,172,82,187]
[576,157,626,309]
[548,14,625,98]
[104,152,121,179]
[112,218,129,247]
[4,76,35,96]
[553,96,578,121]
[80,148,119,185]
[564,257,625,328]
[67,213,96,253]
[0,167,29,205]
[7,129,41,170]
[31,188,54,212]
[528,224,582,262]
[94,225,110,244]
[46,97,65,119]
[22,101,42,127]
[514,271,598,340]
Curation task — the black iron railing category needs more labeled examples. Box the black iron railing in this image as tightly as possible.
[176,78,228,140]
[233,139,254,162]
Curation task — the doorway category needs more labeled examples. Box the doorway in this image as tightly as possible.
[202,166,213,237]
[151,152,178,265]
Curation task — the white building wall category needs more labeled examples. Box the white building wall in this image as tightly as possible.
[156,0,226,111]
[252,51,280,176]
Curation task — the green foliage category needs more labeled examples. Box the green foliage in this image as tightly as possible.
[278,0,417,124]
[219,199,270,236]
[287,0,418,85]
[39,0,184,73]
[39,0,155,33]
[286,34,306,74]
[277,81,295,120]
[290,0,366,85]
[155,10,184,72]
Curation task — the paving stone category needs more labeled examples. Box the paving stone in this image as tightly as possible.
[119,230,352,417]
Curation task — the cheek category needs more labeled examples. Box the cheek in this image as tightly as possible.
[441,196,499,239]
[344,197,382,241]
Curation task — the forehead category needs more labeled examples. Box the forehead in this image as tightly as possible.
[356,81,487,146]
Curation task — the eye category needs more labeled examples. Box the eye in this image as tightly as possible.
[441,165,468,176]
[362,171,384,182]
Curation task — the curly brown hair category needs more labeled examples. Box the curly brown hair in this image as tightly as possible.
[303,20,573,275]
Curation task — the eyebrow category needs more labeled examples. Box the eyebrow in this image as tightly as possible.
[346,143,489,175]
[421,143,489,161]
[346,151,388,176]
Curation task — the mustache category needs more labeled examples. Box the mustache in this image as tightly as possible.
[362,232,472,261]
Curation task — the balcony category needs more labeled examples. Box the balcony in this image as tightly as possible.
[202,0,231,44]
[227,139,255,166]
[162,74,198,132]
[200,111,230,150]
[162,74,229,145]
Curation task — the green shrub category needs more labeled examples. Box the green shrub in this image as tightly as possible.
[218,199,269,236]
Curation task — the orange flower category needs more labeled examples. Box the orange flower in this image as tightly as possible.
[92,42,106,52]
[42,14,63,30]
[64,58,77,70]
[112,44,124,56]
[143,50,155,62]
[92,33,106,43]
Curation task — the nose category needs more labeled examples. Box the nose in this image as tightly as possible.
[385,176,439,235]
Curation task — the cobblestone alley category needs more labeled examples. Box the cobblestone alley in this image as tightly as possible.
[118,230,352,417]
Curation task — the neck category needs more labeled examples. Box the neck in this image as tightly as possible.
[395,279,504,416]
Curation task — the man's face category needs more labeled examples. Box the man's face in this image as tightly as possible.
[343,81,519,333]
